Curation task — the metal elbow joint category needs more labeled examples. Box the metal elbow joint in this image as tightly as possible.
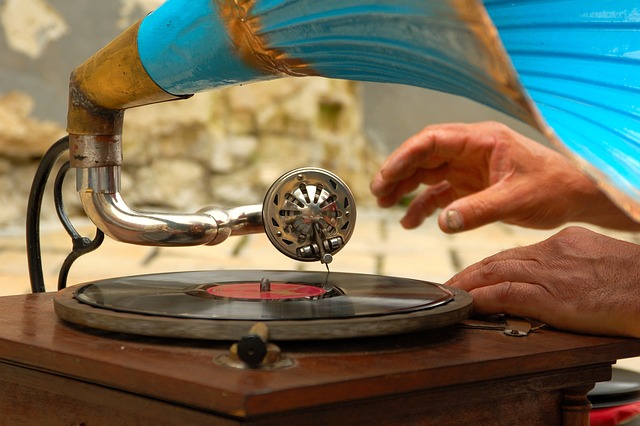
[76,165,264,247]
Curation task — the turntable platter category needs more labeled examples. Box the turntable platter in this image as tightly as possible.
[54,270,472,340]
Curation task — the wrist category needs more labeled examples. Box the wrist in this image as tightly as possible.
[574,188,640,231]
[564,171,640,230]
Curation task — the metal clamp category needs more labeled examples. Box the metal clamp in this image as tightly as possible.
[459,315,545,337]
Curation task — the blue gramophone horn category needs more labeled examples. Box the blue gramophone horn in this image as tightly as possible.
[68,0,640,221]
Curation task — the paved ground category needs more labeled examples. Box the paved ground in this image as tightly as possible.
[2,208,595,295]
[3,208,640,370]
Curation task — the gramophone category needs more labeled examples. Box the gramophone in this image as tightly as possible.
[10,1,640,424]
[24,0,640,364]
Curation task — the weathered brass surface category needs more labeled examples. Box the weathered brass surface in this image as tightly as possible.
[67,21,187,139]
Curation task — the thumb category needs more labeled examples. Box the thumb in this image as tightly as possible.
[438,187,512,232]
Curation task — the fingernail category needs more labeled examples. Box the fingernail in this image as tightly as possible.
[446,209,464,232]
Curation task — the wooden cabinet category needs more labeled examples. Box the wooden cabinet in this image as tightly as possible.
[1,293,639,425]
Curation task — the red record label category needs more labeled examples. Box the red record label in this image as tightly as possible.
[206,282,327,300]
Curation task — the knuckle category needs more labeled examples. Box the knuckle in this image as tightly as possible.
[466,197,492,227]
[544,226,591,251]
[479,258,502,281]
[483,120,508,132]
[493,281,516,304]
[481,121,510,139]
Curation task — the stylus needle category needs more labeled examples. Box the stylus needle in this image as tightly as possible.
[313,223,332,272]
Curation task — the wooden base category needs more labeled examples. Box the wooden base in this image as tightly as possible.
[2,292,640,425]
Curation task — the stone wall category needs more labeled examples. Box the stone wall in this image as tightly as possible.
[117,77,378,214]
[0,91,65,226]
[0,79,380,228]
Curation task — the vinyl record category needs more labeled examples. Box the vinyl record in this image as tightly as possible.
[54,270,473,340]
[74,270,453,320]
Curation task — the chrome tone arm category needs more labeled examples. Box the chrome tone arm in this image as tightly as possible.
[75,165,354,261]
[77,167,263,246]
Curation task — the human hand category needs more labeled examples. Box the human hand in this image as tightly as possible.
[370,122,639,232]
[447,226,640,337]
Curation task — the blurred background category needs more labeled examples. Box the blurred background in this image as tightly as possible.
[0,0,546,228]
[1,2,639,375]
